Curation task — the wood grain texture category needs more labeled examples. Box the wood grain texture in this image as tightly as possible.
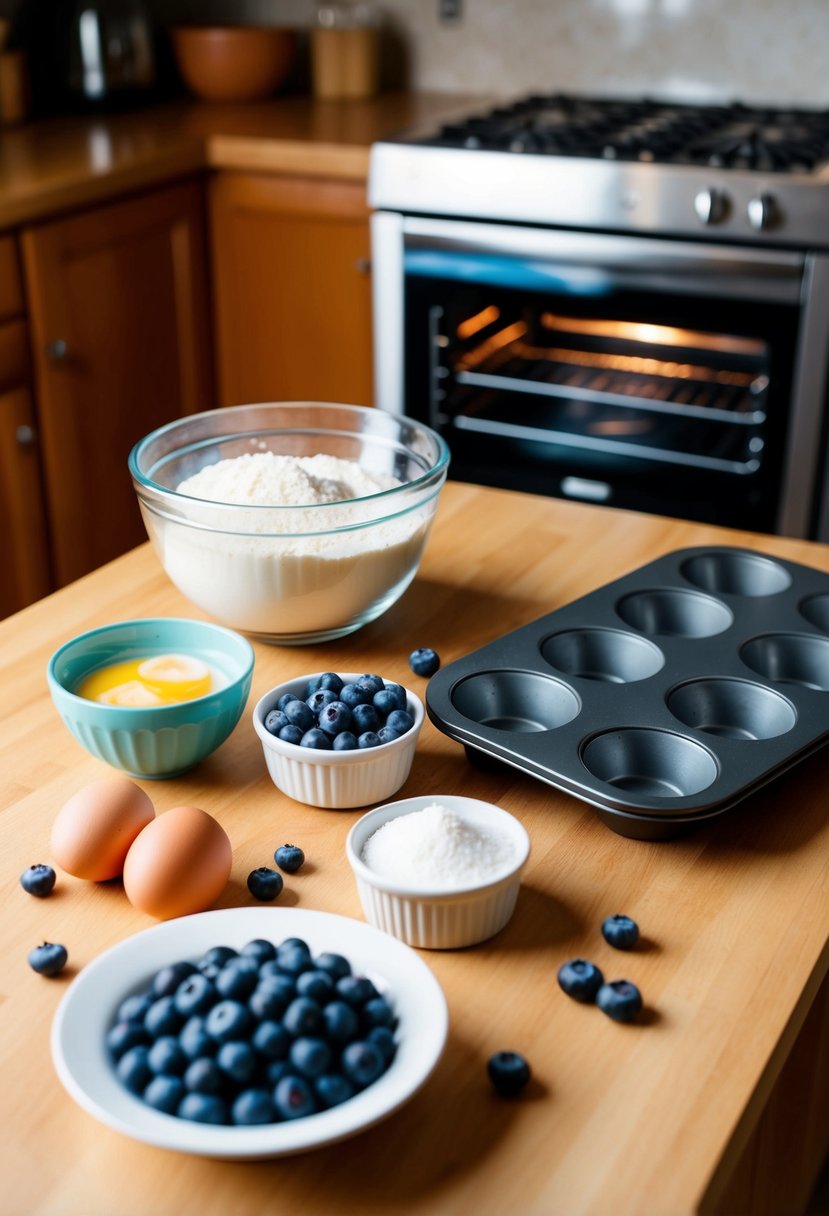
[1,483,828,1215]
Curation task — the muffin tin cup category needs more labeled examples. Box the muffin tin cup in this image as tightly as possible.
[426,546,829,839]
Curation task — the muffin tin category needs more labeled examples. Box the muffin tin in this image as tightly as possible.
[425,547,829,840]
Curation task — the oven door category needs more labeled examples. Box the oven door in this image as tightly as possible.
[372,213,829,537]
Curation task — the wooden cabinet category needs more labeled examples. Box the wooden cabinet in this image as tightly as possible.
[0,236,52,618]
[21,180,213,587]
[209,172,374,408]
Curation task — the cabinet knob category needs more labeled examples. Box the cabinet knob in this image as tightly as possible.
[15,424,36,447]
[354,257,371,275]
[46,338,70,363]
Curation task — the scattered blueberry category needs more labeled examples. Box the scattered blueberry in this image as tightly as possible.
[557,959,604,1003]
[20,864,56,897]
[601,914,640,951]
[247,868,284,902]
[409,647,440,678]
[274,844,305,874]
[596,980,643,1023]
[28,941,68,977]
[487,1051,531,1097]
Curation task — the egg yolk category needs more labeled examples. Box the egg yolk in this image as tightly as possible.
[76,654,212,706]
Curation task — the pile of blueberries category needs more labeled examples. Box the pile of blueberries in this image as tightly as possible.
[108,936,397,1126]
[557,915,643,1023]
[264,673,414,752]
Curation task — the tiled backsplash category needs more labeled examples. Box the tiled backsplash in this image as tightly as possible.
[5,0,828,107]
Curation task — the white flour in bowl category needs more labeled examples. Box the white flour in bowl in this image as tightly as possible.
[362,803,518,889]
[144,451,434,639]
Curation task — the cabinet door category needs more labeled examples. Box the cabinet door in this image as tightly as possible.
[0,383,51,617]
[22,181,213,587]
[210,173,373,408]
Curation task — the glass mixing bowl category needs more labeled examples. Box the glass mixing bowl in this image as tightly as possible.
[129,402,450,645]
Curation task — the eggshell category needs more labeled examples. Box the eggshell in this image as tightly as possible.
[123,805,232,920]
[51,777,155,881]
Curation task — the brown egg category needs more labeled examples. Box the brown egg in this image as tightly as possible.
[51,777,155,881]
[122,805,232,920]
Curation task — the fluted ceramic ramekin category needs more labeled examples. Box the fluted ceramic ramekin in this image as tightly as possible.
[346,795,531,949]
[252,674,424,809]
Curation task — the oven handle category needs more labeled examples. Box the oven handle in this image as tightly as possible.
[398,215,805,304]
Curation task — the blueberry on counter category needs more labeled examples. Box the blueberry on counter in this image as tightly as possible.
[487,1051,531,1097]
[20,864,56,897]
[409,647,440,678]
[596,979,643,1023]
[247,867,284,901]
[274,844,305,874]
[601,914,640,950]
[28,941,68,976]
[557,958,604,1003]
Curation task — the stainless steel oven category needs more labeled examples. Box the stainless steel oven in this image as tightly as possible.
[369,95,829,539]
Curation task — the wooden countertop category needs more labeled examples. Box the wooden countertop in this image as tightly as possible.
[2,482,829,1215]
[0,93,483,231]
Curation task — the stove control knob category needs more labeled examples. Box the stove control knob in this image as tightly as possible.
[747,193,778,232]
[694,187,729,225]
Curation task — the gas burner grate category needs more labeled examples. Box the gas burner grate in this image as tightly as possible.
[431,95,829,173]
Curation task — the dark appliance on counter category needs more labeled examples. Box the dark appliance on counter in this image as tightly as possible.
[369,95,829,539]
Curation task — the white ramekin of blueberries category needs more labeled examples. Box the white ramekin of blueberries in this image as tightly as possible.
[252,672,425,809]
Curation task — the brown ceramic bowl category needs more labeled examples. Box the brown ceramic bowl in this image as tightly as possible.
[171,26,297,103]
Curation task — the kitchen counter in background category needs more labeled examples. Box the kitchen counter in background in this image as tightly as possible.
[1,483,828,1216]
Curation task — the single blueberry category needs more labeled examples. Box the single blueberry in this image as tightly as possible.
[232,1088,275,1126]
[285,699,316,731]
[144,996,183,1039]
[596,980,643,1023]
[377,725,400,745]
[215,957,259,1000]
[179,1016,216,1061]
[241,938,278,964]
[336,975,378,1007]
[357,731,382,749]
[273,1075,316,1121]
[174,973,216,1018]
[557,959,604,1003]
[282,996,323,1037]
[200,946,238,971]
[385,709,414,736]
[279,937,311,955]
[372,688,399,717]
[278,724,304,745]
[143,1075,185,1114]
[314,952,351,980]
[277,945,312,977]
[296,970,335,1004]
[361,996,395,1030]
[341,1040,385,1088]
[409,647,440,678]
[306,689,338,716]
[339,682,370,708]
[300,727,332,750]
[252,1020,290,1060]
[315,1074,355,1110]
[356,674,384,697]
[204,999,252,1043]
[266,1059,291,1087]
[147,1035,188,1077]
[304,674,323,697]
[332,731,358,751]
[20,864,56,897]
[106,1021,150,1060]
[277,692,299,711]
[116,993,153,1024]
[318,672,344,694]
[249,978,295,1020]
[116,1045,152,1094]
[377,682,407,713]
[351,702,380,734]
[183,1056,223,1094]
[322,1000,360,1044]
[27,941,68,977]
[601,914,640,951]
[247,867,284,902]
[487,1051,531,1097]
[177,1093,229,1124]
[152,960,197,999]
[367,1026,397,1064]
[289,1036,332,1079]
[274,844,305,874]
[264,709,289,736]
[216,1040,257,1085]
[318,701,352,736]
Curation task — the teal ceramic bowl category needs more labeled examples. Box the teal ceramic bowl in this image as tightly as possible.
[47,618,255,779]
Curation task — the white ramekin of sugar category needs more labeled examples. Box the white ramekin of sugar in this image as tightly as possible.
[345,795,531,949]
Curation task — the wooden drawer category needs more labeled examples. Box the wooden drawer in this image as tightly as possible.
[0,236,24,323]
[0,317,29,388]
[0,384,51,615]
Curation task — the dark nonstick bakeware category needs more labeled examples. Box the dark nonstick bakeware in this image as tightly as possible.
[426,546,829,840]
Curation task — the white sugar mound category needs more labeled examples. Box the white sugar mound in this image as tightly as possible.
[362,803,517,889]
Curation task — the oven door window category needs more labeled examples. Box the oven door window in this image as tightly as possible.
[403,246,800,533]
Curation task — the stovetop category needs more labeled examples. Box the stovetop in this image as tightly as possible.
[427,96,829,174]
[369,93,829,248]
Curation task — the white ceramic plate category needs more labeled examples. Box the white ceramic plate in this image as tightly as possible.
[51,907,448,1159]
